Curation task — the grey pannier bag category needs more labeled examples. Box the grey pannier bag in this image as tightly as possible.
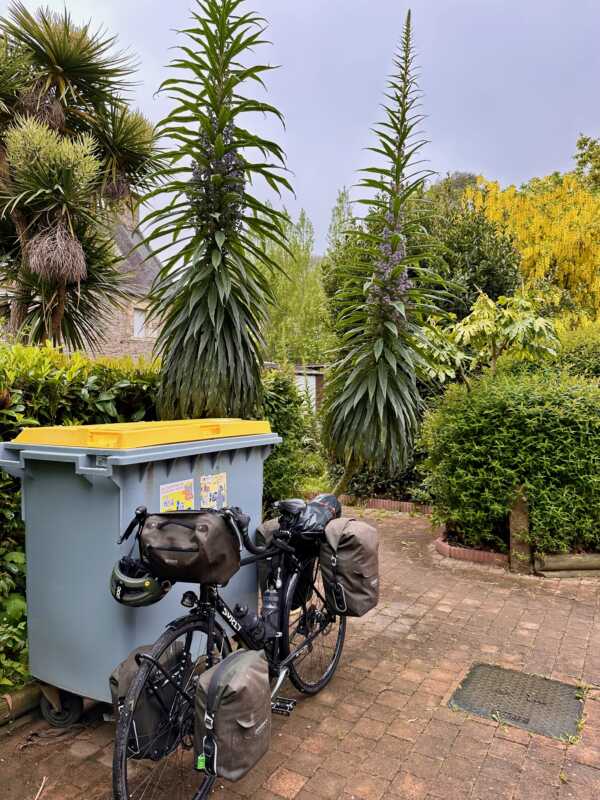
[194,649,271,781]
[320,517,379,617]
[139,511,240,585]
[109,641,184,760]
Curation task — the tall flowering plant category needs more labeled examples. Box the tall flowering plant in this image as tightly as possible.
[323,11,447,493]
[144,0,291,418]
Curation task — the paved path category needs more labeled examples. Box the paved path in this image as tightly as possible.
[1,510,600,800]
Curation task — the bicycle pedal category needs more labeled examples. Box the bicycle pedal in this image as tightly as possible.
[271,696,297,716]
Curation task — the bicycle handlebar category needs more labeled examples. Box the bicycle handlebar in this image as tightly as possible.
[223,508,270,556]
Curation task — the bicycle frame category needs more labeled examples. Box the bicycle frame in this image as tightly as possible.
[164,542,333,682]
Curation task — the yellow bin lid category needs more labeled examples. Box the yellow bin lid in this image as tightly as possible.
[13,419,272,450]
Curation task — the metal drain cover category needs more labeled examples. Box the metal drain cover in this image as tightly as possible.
[449,663,584,740]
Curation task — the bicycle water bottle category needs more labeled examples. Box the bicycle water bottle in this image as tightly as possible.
[233,603,265,642]
[261,589,280,639]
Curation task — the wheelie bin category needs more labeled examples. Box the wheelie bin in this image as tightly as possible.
[0,419,280,723]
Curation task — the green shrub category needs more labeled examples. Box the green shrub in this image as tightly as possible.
[0,345,310,686]
[556,323,600,378]
[421,370,600,554]
[261,370,320,506]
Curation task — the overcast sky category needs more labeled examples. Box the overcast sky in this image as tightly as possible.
[36,0,600,251]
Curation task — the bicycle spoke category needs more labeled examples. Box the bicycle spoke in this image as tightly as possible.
[286,563,345,692]
[115,621,229,800]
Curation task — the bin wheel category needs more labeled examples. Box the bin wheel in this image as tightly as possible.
[40,690,84,727]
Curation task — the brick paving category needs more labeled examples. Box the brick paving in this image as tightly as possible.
[2,509,600,800]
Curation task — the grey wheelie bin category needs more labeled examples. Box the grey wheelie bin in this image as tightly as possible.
[0,419,280,722]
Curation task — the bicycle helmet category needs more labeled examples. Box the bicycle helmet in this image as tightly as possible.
[110,557,171,607]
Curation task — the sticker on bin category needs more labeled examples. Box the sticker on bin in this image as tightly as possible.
[160,479,195,512]
[12,419,272,449]
[200,472,227,510]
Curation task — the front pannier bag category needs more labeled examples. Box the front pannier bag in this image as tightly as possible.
[195,649,271,781]
[139,511,240,585]
[109,642,183,760]
[320,517,379,616]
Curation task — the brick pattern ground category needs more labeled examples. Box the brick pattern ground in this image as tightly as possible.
[1,509,600,800]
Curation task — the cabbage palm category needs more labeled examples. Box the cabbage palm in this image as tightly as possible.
[323,11,446,493]
[143,0,291,418]
[0,3,159,347]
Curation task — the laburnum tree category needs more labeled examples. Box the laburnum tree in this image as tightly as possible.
[466,174,600,311]
[322,10,447,494]
[0,3,159,347]
[144,0,292,418]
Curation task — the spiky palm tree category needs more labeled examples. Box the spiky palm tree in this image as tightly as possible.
[0,3,160,346]
[143,0,291,418]
[323,10,447,493]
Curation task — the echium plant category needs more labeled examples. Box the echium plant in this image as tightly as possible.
[323,10,447,493]
[144,0,292,418]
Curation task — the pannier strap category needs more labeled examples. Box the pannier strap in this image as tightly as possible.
[330,554,348,613]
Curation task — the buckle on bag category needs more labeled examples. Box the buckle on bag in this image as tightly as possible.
[202,735,217,776]
[334,582,348,614]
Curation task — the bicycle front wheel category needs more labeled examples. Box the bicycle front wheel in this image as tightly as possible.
[113,616,231,800]
[281,558,346,694]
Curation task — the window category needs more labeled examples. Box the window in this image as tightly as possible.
[133,307,147,338]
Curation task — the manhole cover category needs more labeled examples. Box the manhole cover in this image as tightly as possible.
[449,663,585,740]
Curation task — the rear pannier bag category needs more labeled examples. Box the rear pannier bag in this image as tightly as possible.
[195,649,271,781]
[110,641,184,760]
[139,511,240,585]
[320,517,379,617]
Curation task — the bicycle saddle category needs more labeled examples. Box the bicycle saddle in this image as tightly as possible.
[277,498,307,517]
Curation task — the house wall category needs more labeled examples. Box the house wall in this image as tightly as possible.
[88,301,159,361]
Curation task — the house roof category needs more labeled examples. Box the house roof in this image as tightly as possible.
[113,223,162,297]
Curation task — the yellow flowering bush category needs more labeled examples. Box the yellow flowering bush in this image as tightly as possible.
[466,174,600,309]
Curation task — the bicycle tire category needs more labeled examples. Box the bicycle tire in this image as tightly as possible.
[281,559,346,694]
[113,616,231,800]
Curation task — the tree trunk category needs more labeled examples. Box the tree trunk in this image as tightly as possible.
[50,282,66,345]
[8,209,29,335]
[332,458,357,497]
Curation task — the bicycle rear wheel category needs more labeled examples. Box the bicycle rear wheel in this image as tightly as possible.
[281,558,346,694]
[113,617,231,800]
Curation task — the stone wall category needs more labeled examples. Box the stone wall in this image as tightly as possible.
[88,300,159,361]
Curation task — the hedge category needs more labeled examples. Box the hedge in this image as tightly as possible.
[0,344,312,686]
[421,370,600,554]
[556,323,600,378]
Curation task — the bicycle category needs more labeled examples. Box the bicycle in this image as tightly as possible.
[112,498,347,800]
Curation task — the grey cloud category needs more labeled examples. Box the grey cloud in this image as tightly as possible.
[42,0,600,250]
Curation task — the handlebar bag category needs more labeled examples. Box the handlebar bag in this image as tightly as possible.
[320,517,379,617]
[109,641,184,760]
[194,649,271,781]
[139,511,240,585]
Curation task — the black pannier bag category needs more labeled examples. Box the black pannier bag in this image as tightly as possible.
[320,517,379,617]
[139,511,240,585]
[194,649,271,781]
[110,641,184,760]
